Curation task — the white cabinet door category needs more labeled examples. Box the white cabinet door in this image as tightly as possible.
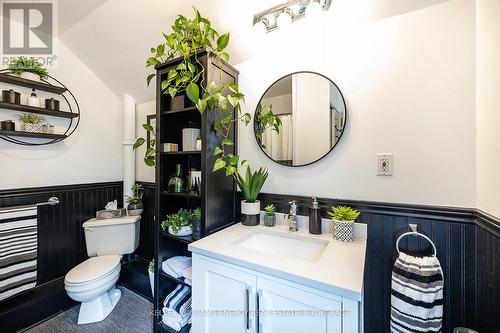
[193,255,257,333]
[257,277,343,333]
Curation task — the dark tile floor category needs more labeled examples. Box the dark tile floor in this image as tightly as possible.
[25,287,153,333]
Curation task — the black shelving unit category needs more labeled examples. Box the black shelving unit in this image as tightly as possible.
[0,71,80,145]
[153,50,239,333]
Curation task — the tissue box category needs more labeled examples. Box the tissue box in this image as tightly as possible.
[96,208,127,220]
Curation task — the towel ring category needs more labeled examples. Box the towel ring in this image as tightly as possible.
[396,224,437,257]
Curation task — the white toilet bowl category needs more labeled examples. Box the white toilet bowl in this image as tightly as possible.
[65,255,122,324]
[64,215,141,324]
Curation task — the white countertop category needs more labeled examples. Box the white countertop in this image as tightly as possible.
[188,222,367,301]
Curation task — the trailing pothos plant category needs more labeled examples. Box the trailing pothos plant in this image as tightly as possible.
[135,7,279,184]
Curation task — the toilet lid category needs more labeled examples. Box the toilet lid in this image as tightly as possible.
[65,255,121,285]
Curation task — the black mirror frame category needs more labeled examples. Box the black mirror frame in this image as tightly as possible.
[253,71,347,167]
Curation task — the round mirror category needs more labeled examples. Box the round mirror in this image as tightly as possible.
[254,72,346,167]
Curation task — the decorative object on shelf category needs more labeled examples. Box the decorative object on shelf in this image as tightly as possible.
[255,71,346,167]
[236,166,269,226]
[195,138,202,151]
[96,208,127,220]
[253,0,332,33]
[264,204,276,227]
[125,183,144,216]
[44,97,60,110]
[17,113,44,133]
[161,208,193,236]
[148,259,155,297]
[328,205,360,242]
[188,169,202,195]
[2,89,20,104]
[168,164,184,193]
[42,123,55,134]
[7,56,49,81]
[0,120,15,131]
[192,207,202,240]
[27,89,40,107]
[182,126,200,151]
[0,69,80,145]
[162,143,178,152]
[170,95,185,111]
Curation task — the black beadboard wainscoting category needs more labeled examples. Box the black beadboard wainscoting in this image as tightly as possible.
[251,193,500,333]
[0,182,123,332]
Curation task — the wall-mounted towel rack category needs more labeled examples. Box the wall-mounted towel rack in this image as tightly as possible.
[395,223,437,256]
[0,197,60,213]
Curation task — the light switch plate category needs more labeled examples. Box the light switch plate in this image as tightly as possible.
[377,153,393,176]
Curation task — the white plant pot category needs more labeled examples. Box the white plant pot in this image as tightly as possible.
[241,200,260,226]
[148,271,154,297]
[20,72,40,81]
[21,123,43,133]
[168,225,192,237]
[332,219,354,242]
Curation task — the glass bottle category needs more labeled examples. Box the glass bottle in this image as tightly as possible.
[168,164,184,193]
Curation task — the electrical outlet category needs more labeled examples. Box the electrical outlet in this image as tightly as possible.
[377,153,393,176]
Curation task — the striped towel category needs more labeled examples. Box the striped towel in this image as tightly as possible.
[0,206,38,301]
[163,284,191,329]
[390,252,444,333]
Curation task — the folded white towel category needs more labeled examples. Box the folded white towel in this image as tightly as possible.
[162,256,192,278]
[162,313,191,332]
[181,266,192,280]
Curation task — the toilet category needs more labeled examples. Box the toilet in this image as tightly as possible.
[64,215,141,324]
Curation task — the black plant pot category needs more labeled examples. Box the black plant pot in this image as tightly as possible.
[127,202,144,216]
[263,215,276,227]
[241,200,261,226]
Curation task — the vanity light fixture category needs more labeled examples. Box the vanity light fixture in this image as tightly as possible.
[253,0,331,33]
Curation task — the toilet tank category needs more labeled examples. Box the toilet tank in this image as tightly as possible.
[83,216,141,257]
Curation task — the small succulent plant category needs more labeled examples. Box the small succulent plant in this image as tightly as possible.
[328,205,360,222]
[264,204,276,216]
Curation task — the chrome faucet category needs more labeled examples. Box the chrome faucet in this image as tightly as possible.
[285,200,298,232]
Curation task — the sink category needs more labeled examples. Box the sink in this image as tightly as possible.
[234,230,328,262]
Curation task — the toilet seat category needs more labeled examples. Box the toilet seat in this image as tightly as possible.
[65,255,121,289]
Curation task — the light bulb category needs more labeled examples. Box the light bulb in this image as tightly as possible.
[306,0,322,17]
[254,17,269,34]
[277,10,292,29]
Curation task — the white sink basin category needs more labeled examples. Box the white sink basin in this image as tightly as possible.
[234,230,328,262]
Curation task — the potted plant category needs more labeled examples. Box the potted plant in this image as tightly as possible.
[8,56,49,81]
[125,183,144,216]
[328,205,360,242]
[235,166,268,226]
[263,204,276,227]
[16,113,44,133]
[148,259,154,297]
[192,207,202,240]
[161,208,193,236]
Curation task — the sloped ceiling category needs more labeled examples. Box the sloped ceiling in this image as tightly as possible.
[59,0,449,103]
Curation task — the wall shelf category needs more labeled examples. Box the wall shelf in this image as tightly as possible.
[161,191,200,199]
[0,101,78,119]
[0,130,67,140]
[0,70,80,146]
[0,73,67,94]
[161,151,201,155]
[160,231,194,244]
[163,106,198,115]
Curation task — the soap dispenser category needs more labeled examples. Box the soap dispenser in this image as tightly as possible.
[27,89,40,107]
[309,197,322,235]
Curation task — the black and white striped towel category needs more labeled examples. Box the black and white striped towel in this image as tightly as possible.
[390,252,444,333]
[0,206,38,301]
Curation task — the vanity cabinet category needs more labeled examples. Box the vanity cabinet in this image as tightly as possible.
[192,254,360,333]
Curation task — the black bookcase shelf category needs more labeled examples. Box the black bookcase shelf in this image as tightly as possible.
[0,73,66,94]
[153,50,238,333]
[159,271,192,286]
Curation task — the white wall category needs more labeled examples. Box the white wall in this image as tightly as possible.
[476,0,500,217]
[0,39,123,190]
[236,0,476,207]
